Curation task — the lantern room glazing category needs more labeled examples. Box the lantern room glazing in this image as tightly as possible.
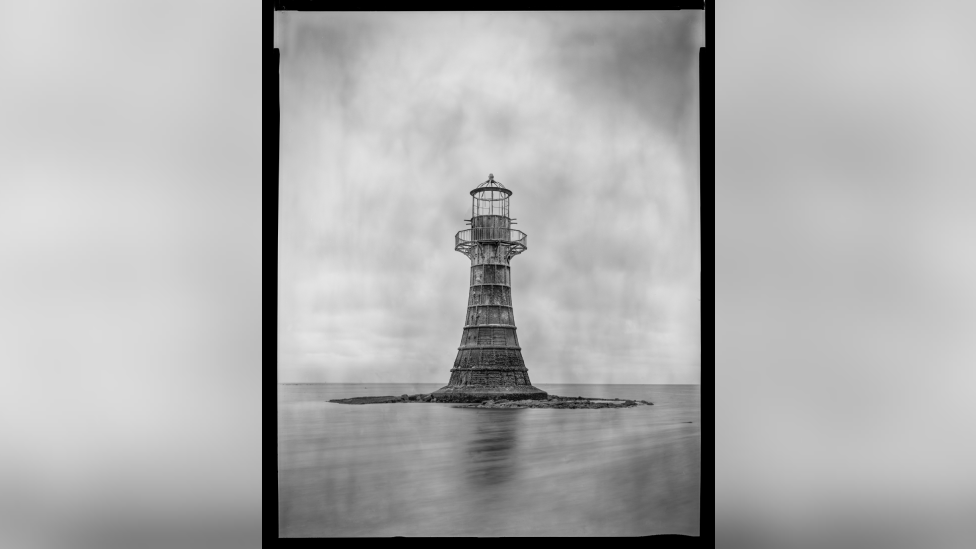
[469,175,511,242]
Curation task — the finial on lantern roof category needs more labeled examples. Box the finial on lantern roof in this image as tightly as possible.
[488,173,494,181]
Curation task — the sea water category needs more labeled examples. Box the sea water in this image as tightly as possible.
[278,383,700,537]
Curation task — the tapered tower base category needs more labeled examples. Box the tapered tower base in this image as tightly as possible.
[430,384,548,402]
[440,176,546,404]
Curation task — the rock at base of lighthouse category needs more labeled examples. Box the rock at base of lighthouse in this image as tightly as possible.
[429,385,548,403]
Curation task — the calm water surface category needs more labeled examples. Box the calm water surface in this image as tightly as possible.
[278,383,700,537]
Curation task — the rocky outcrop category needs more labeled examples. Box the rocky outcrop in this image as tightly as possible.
[429,386,548,402]
[453,397,652,409]
[329,394,653,407]
[328,396,402,404]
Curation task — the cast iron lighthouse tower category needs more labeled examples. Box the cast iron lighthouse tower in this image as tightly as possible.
[432,174,548,401]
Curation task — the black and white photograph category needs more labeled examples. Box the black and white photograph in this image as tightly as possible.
[275,11,703,537]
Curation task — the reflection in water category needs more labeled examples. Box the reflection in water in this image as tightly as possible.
[278,384,700,537]
[463,410,524,488]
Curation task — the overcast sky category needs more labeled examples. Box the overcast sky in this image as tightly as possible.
[275,11,702,384]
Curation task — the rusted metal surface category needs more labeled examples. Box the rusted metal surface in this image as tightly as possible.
[433,175,547,401]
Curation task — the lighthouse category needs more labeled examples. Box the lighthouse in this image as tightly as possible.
[432,175,548,402]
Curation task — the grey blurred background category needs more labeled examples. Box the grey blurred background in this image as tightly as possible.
[0,2,260,549]
[718,1,976,548]
[275,12,702,385]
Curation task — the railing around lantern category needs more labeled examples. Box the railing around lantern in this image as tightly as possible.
[455,228,527,254]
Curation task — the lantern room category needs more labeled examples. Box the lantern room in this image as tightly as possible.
[468,174,512,241]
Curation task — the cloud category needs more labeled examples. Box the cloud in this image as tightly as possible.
[276,11,701,384]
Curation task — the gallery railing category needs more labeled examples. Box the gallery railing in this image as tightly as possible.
[455,228,527,256]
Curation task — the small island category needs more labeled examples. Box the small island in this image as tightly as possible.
[329,393,653,409]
